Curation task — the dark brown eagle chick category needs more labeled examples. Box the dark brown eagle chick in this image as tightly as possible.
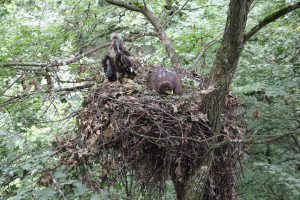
[102,33,136,82]
[146,66,183,95]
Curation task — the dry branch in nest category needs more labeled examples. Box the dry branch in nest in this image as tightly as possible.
[56,61,245,195]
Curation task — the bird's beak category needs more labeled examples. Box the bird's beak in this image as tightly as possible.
[115,39,121,52]
[165,90,174,95]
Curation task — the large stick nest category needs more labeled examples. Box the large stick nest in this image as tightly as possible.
[57,61,245,194]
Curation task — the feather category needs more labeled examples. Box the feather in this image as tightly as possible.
[102,55,117,82]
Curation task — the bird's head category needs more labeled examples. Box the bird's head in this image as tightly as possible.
[110,33,123,52]
[159,81,173,95]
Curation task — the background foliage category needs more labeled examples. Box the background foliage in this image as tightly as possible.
[0,0,299,199]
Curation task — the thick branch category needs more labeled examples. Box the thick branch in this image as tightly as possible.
[142,7,181,69]
[244,2,300,42]
[105,0,181,69]
[105,0,142,12]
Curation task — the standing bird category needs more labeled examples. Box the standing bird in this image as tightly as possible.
[146,66,183,95]
[102,33,136,81]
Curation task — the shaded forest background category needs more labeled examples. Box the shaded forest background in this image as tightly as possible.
[0,0,299,199]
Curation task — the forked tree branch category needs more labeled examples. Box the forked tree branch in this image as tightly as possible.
[106,0,181,69]
[244,2,300,42]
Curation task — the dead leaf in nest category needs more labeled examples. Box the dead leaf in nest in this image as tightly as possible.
[198,113,209,122]
[103,129,114,139]
[223,126,230,134]
[172,104,178,113]
[104,102,113,110]
[127,96,136,101]
[111,158,118,170]
[84,125,92,134]
[92,123,103,132]
[191,112,208,122]
[112,122,120,133]
[103,122,120,139]
[141,126,151,133]
[112,92,123,98]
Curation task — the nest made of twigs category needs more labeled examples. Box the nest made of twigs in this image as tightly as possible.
[57,61,245,196]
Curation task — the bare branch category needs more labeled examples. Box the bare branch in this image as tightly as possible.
[124,31,158,42]
[244,2,300,42]
[0,84,93,108]
[201,127,300,164]
[0,43,110,68]
[163,0,192,27]
[142,7,181,69]
[0,73,27,96]
[194,38,221,68]
[0,31,154,69]
[105,0,181,69]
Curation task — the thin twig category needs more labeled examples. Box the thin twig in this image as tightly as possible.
[163,0,192,27]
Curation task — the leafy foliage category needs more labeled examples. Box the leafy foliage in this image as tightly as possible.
[0,0,299,199]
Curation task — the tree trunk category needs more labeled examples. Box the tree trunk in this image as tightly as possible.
[174,1,253,199]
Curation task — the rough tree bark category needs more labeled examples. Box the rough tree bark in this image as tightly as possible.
[178,1,300,200]
[174,1,253,199]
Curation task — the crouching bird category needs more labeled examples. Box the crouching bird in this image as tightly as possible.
[102,33,136,81]
[146,66,183,95]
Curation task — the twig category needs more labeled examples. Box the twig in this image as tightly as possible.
[194,38,221,68]
[51,175,67,200]
[0,43,109,68]
[1,30,156,69]
[163,0,192,27]
[105,0,181,69]
[200,127,300,164]
[0,84,93,108]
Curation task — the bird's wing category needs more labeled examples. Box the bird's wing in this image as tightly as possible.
[102,56,117,81]
[120,54,134,73]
